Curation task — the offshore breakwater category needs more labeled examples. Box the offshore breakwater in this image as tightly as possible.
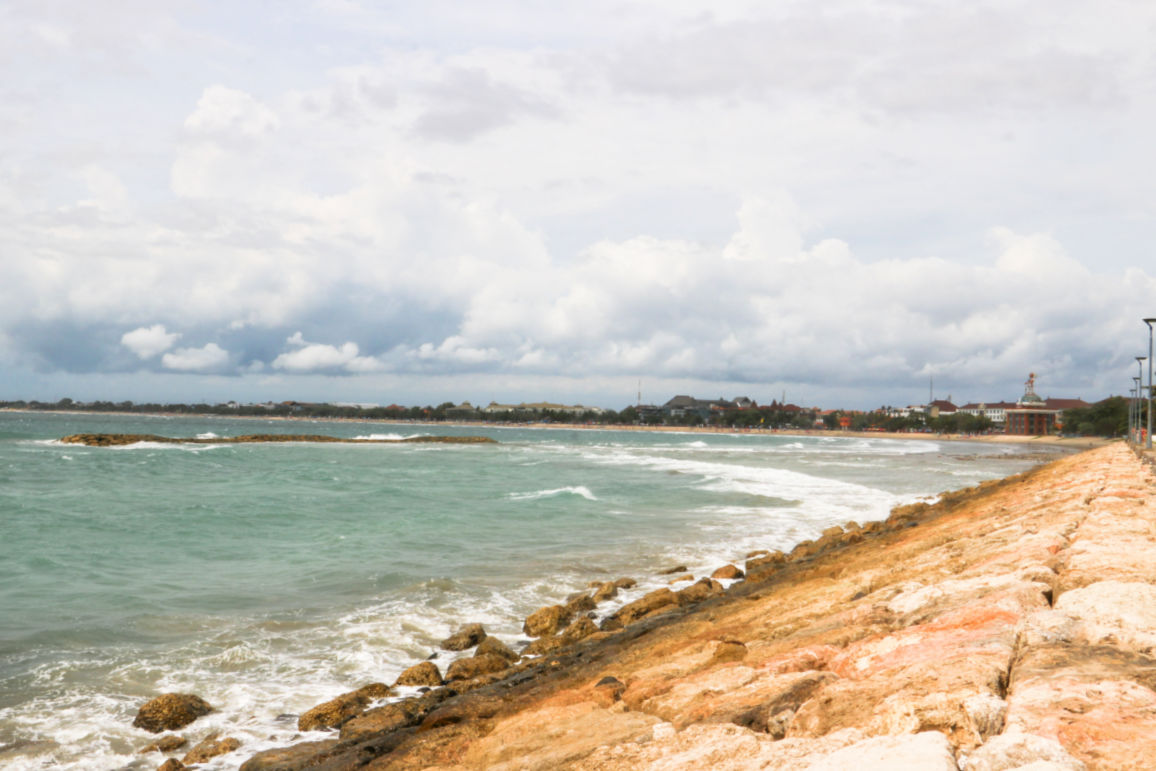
[213,441,1156,770]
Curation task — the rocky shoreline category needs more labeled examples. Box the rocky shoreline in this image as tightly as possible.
[58,433,497,446]
[133,442,1156,770]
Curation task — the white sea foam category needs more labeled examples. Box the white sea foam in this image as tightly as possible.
[196,432,220,439]
[508,486,598,502]
[352,432,410,441]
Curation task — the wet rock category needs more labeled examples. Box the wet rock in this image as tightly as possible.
[676,577,723,605]
[440,622,487,651]
[181,732,240,764]
[139,735,187,754]
[710,564,744,581]
[523,604,572,638]
[613,577,638,589]
[157,759,186,771]
[445,654,509,682]
[475,636,518,663]
[565,592,597,615]
[238,739,338,771]
[133,694,213,733]
[395,660,442,687]
[339,697,430,745]
[745,550,787,578]
[523,634,567,657]
[667,574,695,585]
[592,581,619,602]
[297,682,392,731]
[659,565,688,575]
[613,588,679,625]
[561,616,599,643]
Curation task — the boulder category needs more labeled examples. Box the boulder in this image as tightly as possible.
[297,682,392,731]
[440,623,487,651]
[659,565,688,575]
[139,735,187,754]
[475,636,519,663]
[745,550,787,577]
[523,634,567,656]
[338,693,450,745]
[592,581,619,602]
[445,654,510,682]
[157,760,186,771]
[181,732,241,764]
[239,740,338,771]
[133,694,213,733]
[523,604,572,637]
[612,588,678,625]
[561,616,598,643]
[676,577,723,605]
[710,564,744,581]
[394,660,442,687]
[613,577,637,589]
[565,592,597,615]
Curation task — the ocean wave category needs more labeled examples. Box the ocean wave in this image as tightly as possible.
[508,486,598,502]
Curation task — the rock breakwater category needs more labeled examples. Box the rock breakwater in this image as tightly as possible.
[59,433,497,446]
[143,442,1155,770]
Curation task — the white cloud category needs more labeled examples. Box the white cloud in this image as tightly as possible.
[272,333,384,373]
[121,325,180,359]
[184,85,280,139]
[162,343,229,372]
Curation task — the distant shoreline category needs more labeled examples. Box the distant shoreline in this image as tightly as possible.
[1,407,1111,450]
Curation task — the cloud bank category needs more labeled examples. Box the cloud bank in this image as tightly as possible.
[1,1,1153,407]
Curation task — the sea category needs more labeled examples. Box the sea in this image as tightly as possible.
[0,410,1056,769]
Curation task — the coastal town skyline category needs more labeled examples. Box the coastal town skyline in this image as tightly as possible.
[3,2,1155,410]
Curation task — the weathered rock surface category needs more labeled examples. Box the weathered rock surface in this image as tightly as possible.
[181,732,240,764]
[475,635,519,662]
[394,660,442,687]
[238,739,338,771]
[440,622,487,651]
[232,444,1156,771]
[139,734,187,754]
[710,563,744,580]
[132,694,212,733]
[297,682,391,731]
[523,604,572,637]
[445,654,509,682]
[156,759,186,771]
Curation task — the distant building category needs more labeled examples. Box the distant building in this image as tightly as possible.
[957,401,1017,425]
[661,395,754,421]
[1004,374,1090,435]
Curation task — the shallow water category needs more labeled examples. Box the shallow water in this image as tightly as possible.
[0,412,1049,769]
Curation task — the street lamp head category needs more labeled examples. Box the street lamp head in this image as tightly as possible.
[1145,318,1156,326]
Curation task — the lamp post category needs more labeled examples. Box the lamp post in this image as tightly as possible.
[1137,356,1147,443]
[1146,319,1156,450]
[1134,379,1142,443]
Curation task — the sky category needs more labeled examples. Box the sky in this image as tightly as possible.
[3,0,1156,411]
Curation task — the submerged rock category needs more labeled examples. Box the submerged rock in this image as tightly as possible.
[139,735,187,754]
[710,564,744,581]
[133,694,212,734]
[181,732,240,764]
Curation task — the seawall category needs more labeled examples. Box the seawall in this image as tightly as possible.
[189,442,1156,769]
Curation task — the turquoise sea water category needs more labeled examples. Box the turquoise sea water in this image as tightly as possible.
[0,411,1052,769]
